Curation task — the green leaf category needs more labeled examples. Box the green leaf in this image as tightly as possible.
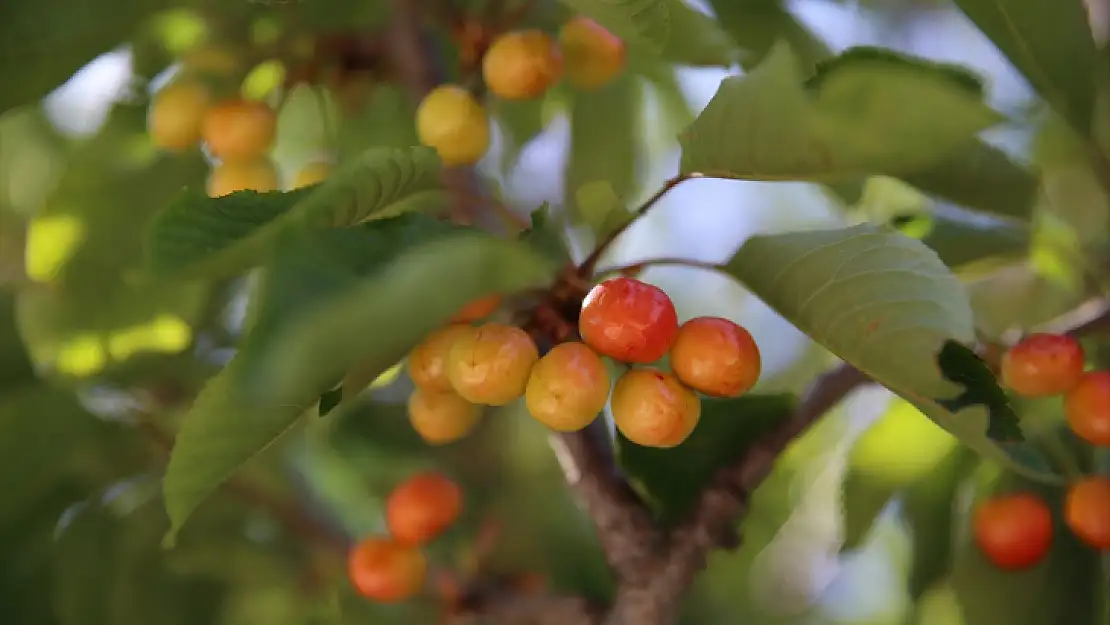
[679,44,1004,180]
[241,232,559,415]
[903,142,1039,220]
[934,341,1022,443]
[723,223,1055,482]
[573,181,634,240]
[520,203,573,265]
[706,0,829,71]
[556,0,670,55]
[902,445,979,600]
[656,0,736,67]
[0,0,171,115]
[841,399,960,551]
[951,464,1099,625]
[566,72,641,210]
[0,386,109,530]
[952,0,1099,133]
[891,205,1030,268]
[163,215,465,542]
[0,293,35,390]
[616,393,795,525]
[144,145,445,280]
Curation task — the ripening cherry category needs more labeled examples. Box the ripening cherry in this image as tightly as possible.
[347,536,427,602]
[415,85,490,166]
[201,98,277,160]
[206,159,279,197]
[669,316,761,398]
[558,17,626,91]
[482,30,563,100]
[1065,476,1110,550]
[147,80,212,150]
[446,323,539,405]
[1000,333,1085,397]
[524,342,610,432]
[450,294,502,324]
[579,277,679,364]
[1064,371,1110,446]
[386,472,463,546]
[972,492,1053,570]
[407,388,481,445]
[292,161,333,189]
[610,368,700,448]
[408,324,474,393]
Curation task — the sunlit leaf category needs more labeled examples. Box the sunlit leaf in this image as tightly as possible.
[680,44,1003,180]
[723,224,1055,481]
[144,145,445,280]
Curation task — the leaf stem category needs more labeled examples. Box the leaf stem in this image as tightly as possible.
[593,257,727,279]
[576,174,695,277]
[1039,428,1084,480]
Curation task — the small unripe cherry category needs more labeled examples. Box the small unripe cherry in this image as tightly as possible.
[670,316,761,397]
[558,17,626,90]
[482,30,563,100]
[201,98,277,160]
[1000,333,1085,397]
[416,85,490,166]
[450,294,502,324]
[525,342,610,431]
[972,492,1053,571]
[408,324,475,392]
[610,368,700,448]
[579,277,679,364]
[206,159,279,197]
[1065,476,1110,550]
[148,80,211,150]
[446,323,539,405]
[1063,371,1110,446]
[347,536,427,602]
[292,161,333,188]
[386,472,463,546]
[407,388,481,445]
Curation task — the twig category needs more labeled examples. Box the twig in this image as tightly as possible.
[577,175,694,276]
[593,258,726,279]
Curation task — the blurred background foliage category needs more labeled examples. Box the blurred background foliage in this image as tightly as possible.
[0,0,1108,624]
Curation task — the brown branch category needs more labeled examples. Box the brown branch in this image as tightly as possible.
[603,364,870,625]
[549,421,663,581]
[450,590,604,625]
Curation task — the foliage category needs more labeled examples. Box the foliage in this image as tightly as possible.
[1,0,1109,625]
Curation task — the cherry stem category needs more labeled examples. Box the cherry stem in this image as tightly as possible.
[593,257,726,279]
[576,174,695,277]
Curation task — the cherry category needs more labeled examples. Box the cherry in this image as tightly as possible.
[386,472,463,546]
[446,323,539,406]
[408,324,475,392]
[610,368,700,448]
[450,294,502,324]
[347,536,427,602]
[524,341,610,432]
[201,98,277,160]
[206,159,279,197]
[669,316,761,397]
[1000,333,1085,397]
[972,492,1053,570]
[147,80,211,151]
[1064,371,1110,446]
[1064,476,1110,550]
[482,30,563,100]
[579,277,679,364]
[415,85,490,166]
[292,161,333,189]
[558,17,626,90]
[407,388,481,445]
